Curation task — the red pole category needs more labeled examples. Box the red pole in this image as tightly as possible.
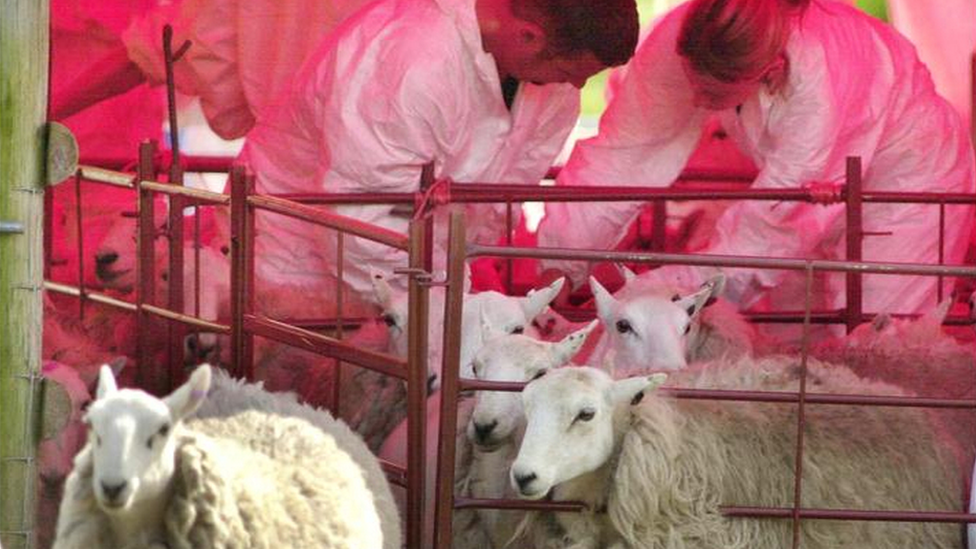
[844,156,863,333]
[230,167,255,379]
[406,220,430,549]
[137,141,159,393]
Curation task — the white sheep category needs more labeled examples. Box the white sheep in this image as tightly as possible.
[587,272,752,374]
[36,358,127,549]
[374,277,568,548]
[191,366,401,549]
[510,357,961,549]
[371,270,565,387]
[458,320,599,549]
[53,364,385,549]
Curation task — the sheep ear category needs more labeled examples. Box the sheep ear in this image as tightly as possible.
[96,364,119,400]
[548,320,599,367]
[617,264,637,284]
[164,364,212,422]
[522,277,565,320]
[674,279,719,324]
[589,276,617,321]
[611,373,667,407]
[371,270,394,311]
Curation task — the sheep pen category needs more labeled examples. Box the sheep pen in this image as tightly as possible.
[510,356,963,549]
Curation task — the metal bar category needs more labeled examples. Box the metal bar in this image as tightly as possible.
[433,212,467,549]
[791,266,815,548]
[468,245,976,278]
[458,378,976,409]
[845,157,863,334]
[76,165,136,188]
[938,202,946,302]
[141,304,230,333]
[505,200,513,294]
[0,221,24,234]
[243,315,408,379]
[243,174,256,377]
[140,181,230,205]
[453,497,587,513]
[405,220,430,549]
[721,506,976,524]
[44,281,139,312]
[651,200,667,252]
[380,460,408,488]
[80,154,235,174]
[332,232,344,417]
[168,169,187,390]
[163,24,182,167]
[248,194,409,250]
[73,170,86,322]
[230,167,253,379]
[136,141,159,393]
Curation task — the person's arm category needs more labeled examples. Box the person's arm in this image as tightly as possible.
[535,8,707,288]
[50,44,146,120]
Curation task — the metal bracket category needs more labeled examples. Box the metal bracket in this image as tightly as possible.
[0,221,24,234]
[45,121,79,186]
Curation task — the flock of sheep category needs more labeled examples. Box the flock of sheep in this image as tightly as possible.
[40,241,976,548]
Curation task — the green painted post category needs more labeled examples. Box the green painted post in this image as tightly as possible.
[1,0,50,547]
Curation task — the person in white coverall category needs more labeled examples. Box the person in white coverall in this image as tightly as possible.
[239,0,639,301]
[52,0,370,140]
[537,0,975,316]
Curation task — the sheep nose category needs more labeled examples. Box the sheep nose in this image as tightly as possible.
[514,472,537,492]
[427,374,438,393]
[101,480,127,501]
[473,420,498,443]
[95,251,119,266]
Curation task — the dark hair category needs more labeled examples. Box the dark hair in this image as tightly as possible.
[513,0,640,67]
[677,0,808,82]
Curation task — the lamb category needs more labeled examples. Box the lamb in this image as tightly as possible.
[191,366,401,549]
[587,271,753,374]
[510,357,961,549]
[53,364,385,549]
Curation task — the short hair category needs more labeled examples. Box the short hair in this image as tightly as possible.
[513,0,640,68]
[677,0,809,82]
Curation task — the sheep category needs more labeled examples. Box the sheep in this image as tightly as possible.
[458,320,599,549]
[374,278,571,548]
[53,364,385,549]
[371,270,565,387]
[510,357,962,549]
[191,366,401,549]
[806,298,976,480]
[587,272,753,374]
[36,358,127,549]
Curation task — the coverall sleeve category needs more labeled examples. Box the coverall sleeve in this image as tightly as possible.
[536,11,708,288]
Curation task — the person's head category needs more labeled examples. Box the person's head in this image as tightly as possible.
[677,0,808,110]
[479,0,639,89]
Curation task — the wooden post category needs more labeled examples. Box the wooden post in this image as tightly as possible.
[1,0,50,547]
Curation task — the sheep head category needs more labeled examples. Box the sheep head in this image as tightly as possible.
[84,364,211,519]
[590,275,722,372]
[467,320,598,448]
[510,367,666,500]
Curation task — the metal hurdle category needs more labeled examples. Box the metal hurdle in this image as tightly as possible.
[429,160,976,549]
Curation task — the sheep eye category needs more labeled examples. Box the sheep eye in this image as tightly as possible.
[615,319,633,334]
[531,370,546,381]
[510,325,524,335]
[381,314,397,328]
[158,424,170,438]
[574,408,596,423]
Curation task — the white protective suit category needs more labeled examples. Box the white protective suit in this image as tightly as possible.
[238,0,579,300]
[123,0,370,139]
[538,0,975,315]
